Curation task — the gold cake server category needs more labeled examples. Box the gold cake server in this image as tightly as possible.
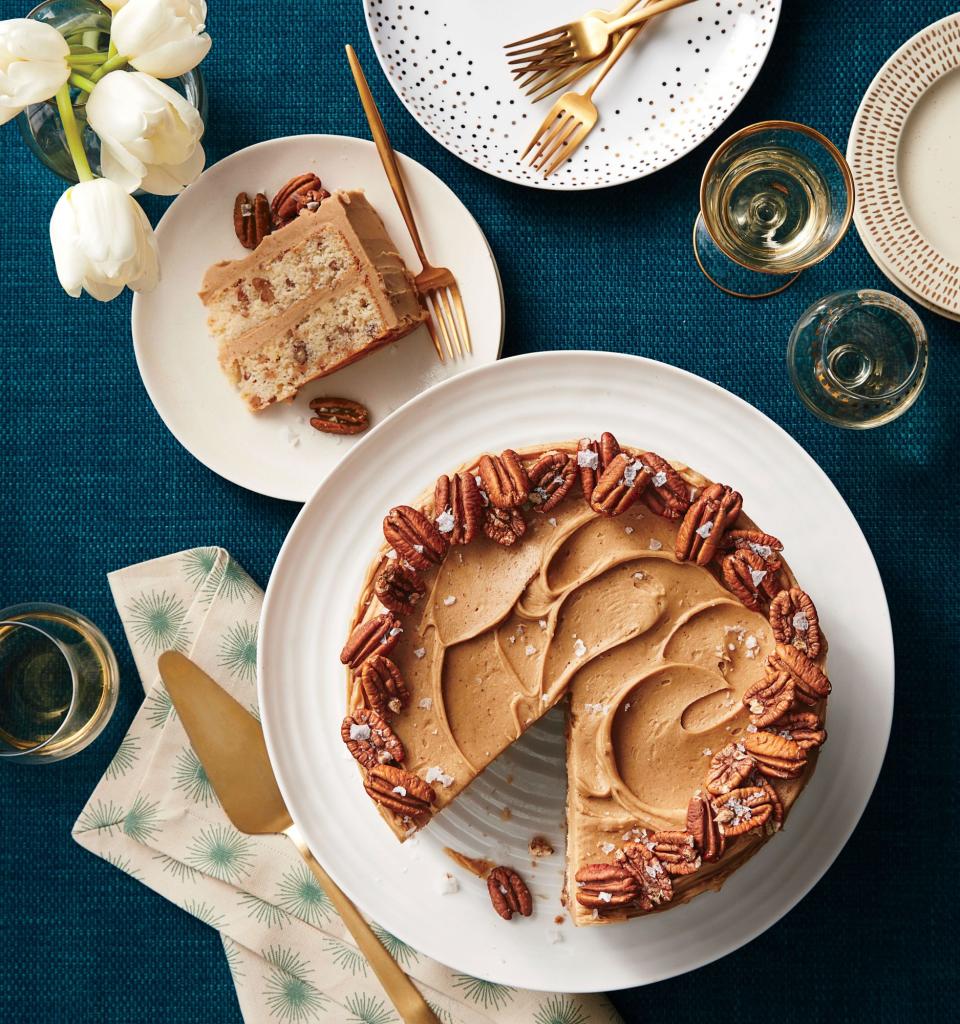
[156,651,439,1024]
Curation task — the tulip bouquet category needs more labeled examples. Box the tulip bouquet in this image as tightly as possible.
[0,0,211,300]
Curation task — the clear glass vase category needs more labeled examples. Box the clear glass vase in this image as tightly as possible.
[16,0,207,185]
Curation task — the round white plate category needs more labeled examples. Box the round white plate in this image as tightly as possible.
[132,134,504,502]
[258,351,893,992]
[848,13,960,319]
[363,0,782,190]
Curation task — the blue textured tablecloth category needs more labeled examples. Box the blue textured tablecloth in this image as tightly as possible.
[1,1,957,1020]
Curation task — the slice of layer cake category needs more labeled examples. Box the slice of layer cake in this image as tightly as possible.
[199,190,425,411]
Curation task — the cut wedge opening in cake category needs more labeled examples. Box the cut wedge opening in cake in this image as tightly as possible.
[200,190,426,411]
[340,438,831,925]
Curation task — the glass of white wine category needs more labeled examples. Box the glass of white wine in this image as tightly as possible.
[0,603,119,763]
[694,120,855,298]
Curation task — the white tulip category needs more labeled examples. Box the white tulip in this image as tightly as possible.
[110,0,211,78]
[87,71,204,194]
[50,178,159,301]
[0,18,71,125]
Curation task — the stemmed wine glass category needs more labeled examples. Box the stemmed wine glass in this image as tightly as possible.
[694,120,855,299]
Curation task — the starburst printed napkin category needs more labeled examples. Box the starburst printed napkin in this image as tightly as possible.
[72,548,621,1024]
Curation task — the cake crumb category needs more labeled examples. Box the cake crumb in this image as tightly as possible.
[499,806,512,822]
[529,836,554,858]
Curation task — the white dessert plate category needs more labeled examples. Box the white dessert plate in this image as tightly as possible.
[258,351,894,992]
[132,134,504,502]
[848,13,960,319]
[363,0,782,190]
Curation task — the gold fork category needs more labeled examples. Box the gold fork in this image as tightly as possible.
[505,0,697,79]
[522,26,641,177]
[346,45,471,362]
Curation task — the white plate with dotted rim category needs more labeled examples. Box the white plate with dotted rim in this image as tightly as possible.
[847,13,960,319]
[132,134,504,502]
[363,0,782,190]
[258,350,893,991]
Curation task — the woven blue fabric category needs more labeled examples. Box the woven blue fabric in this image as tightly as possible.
[1,1,957,1020]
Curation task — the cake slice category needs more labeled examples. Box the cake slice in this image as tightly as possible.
[199,190,425,411]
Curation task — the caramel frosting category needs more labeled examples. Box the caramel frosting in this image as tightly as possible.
[347,442,824,924]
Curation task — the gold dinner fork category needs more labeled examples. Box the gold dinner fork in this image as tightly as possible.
[346,45,471,362]
[522,26,640,177]
[505,0,697,80]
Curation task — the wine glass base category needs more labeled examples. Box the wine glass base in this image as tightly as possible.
[692,212,802,298]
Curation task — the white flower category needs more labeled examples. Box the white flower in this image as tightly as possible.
[0,19,70,125]
[50,178,159,301]
[111,0,212,78]
[87,71,204,194]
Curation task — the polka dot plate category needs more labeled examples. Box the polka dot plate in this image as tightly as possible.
[363,0,782,190]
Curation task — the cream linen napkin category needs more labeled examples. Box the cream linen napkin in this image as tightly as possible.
[73,547,622,1024]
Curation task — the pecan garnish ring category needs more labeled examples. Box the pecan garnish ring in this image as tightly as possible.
[769,587,822,657]
[477,450,529,509]
[686,796,725,862]
[616,843,673,906]
[774,711,827,750]
[742,729,807,780]
[528,452,576,513]
[483,505,526,546]
[360,654,409,717]
[722,548,781,610]
[639,452,692,519]
[706,742,757,795]
[434,472,483,545]
[374,562,424,615]
[270,172,330,228]
[675,482,743,565]
[643,831,701,875]
[743,664,797,726]
[341,708,404,768]
[712,786,774,837]
[234,191,271,249]
[768,643,831,702]
[340,613,402,668]
[486,866,533,920]
[574,862,644,910]
[363,764,435,818]
[383,506,448,570]
[590,452,651,516]
[308,397,369,435]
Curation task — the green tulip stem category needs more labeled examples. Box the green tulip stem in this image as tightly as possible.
[68,72,96,93]
[81,29,100,51]
[89,52,129,83]
[55,85,94,183]
[67,52,109,66]
[108,39,118,60]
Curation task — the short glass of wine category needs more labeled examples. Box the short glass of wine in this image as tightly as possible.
[787,289,929,429]
[694,120,855,298]
[0,603,119,763]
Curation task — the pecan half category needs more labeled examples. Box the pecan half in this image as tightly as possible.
[383,506,448,570]
[483,506,526,546]
[706,742,757,795]
[360,654,409,717]
[340,708,404,768]
[477,450,529,509]
[675,483,743,565]
[234,191,271,249]
[774,711,827,750]
[308,397,369,435]
[721,548,781,610]
[743,663,797,726]
[374,562,424,615]
[712,786,773,837]
[577,432,620,504]
[486,866,533,920]
[769,588,822,657]
[742,729,807,779]
[750,774,785,832]
[616,843,673,906]
[340,613,402,668]
[639,452,692,519]
[433,472,483,545]
[528,452,576,512]
[642,830,701,876]
[590,453,651,516]
[270,172,330,228]
[574,862,644,910]
[363,764,435,818]
[768,643,831,702]
[721,529,784,564]
[686,795,725,862]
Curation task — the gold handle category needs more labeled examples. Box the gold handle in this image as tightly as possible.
[286,823,439,1024]
[584,24,643,99]
[346,44,430,271]
[608,0,697,33]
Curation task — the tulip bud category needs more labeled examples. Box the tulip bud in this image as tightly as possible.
[110,0,211,79]
[0,18,71,125]
[50,178,159,301]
